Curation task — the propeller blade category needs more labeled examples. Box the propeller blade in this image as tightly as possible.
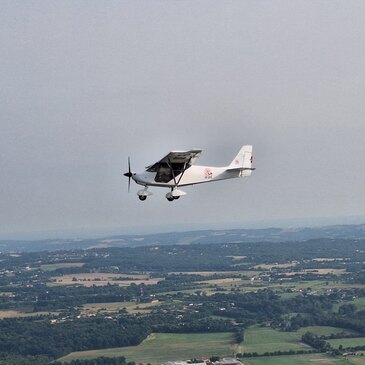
[128,158,131,192]
[123,157,132,193]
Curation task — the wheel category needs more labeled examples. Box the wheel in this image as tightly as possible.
[139,195,147,201]
[173,196,180,200]
[167,196,174,201]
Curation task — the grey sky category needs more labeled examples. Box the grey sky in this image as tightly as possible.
[1,1,365,237]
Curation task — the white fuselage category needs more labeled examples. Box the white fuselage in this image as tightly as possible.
[133,165,243,188]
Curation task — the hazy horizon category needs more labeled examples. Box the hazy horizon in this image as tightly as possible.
[1,214,365,241]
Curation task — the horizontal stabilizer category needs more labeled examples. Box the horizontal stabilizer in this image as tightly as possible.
[227,167,256,171]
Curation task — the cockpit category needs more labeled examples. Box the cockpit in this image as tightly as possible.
[147,162,191,183]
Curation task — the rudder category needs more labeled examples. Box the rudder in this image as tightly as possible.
[229,145,253,169]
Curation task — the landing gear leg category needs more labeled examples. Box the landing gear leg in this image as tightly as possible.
[166,188,175,202]
[166,187,186,201]
[137,187,152,201]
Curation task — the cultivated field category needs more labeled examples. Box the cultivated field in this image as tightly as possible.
[244,353,354,365]
[198,278,244,285]
[50,273,163,286]
[253,262,297,270]
[282,269,346,276]
[328,338,365,349]
[349,357,365,364]
[351,297,365,311]
[59,332,235,364]
[226,256,247,261]
[0,310,57,319]
[40,262,85,271]
[312,258,347,262]
[238,326,310,354]
[81,300,161,315]
[296,326,359,337]
[168,270,259,277]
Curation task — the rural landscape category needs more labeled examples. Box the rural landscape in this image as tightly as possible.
[1,224,365,364]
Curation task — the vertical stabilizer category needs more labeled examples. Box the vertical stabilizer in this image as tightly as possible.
[229,145,253,175]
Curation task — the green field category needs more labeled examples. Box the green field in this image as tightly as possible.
[81,300,162,315]
[61,326,360,364]
[40,262,85,271]
[279,291,299,299]
[328,337,365,349]
[351,297,365,311]
[297,326,359,337]
[348,357,365,364]
[59,332,236,364]
[239,326,310,354]
[243,353,358,365]
[0,310,58,319]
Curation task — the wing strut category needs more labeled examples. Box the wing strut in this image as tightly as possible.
[167,158,178,186]
[176,157,192,185]
[167,157,192,187]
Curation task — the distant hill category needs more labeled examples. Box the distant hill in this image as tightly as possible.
[1,223,365,253]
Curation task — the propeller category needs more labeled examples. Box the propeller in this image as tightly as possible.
[123,157,133,192]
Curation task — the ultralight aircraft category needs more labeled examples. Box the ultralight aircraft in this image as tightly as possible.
[124,145,254,201]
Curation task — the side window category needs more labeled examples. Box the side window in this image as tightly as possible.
[154,162,191,183]
[155,163,173,183]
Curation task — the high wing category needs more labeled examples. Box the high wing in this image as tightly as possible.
[145,149,202,170]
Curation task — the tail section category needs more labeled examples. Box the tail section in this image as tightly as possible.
[228,145,254,176]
